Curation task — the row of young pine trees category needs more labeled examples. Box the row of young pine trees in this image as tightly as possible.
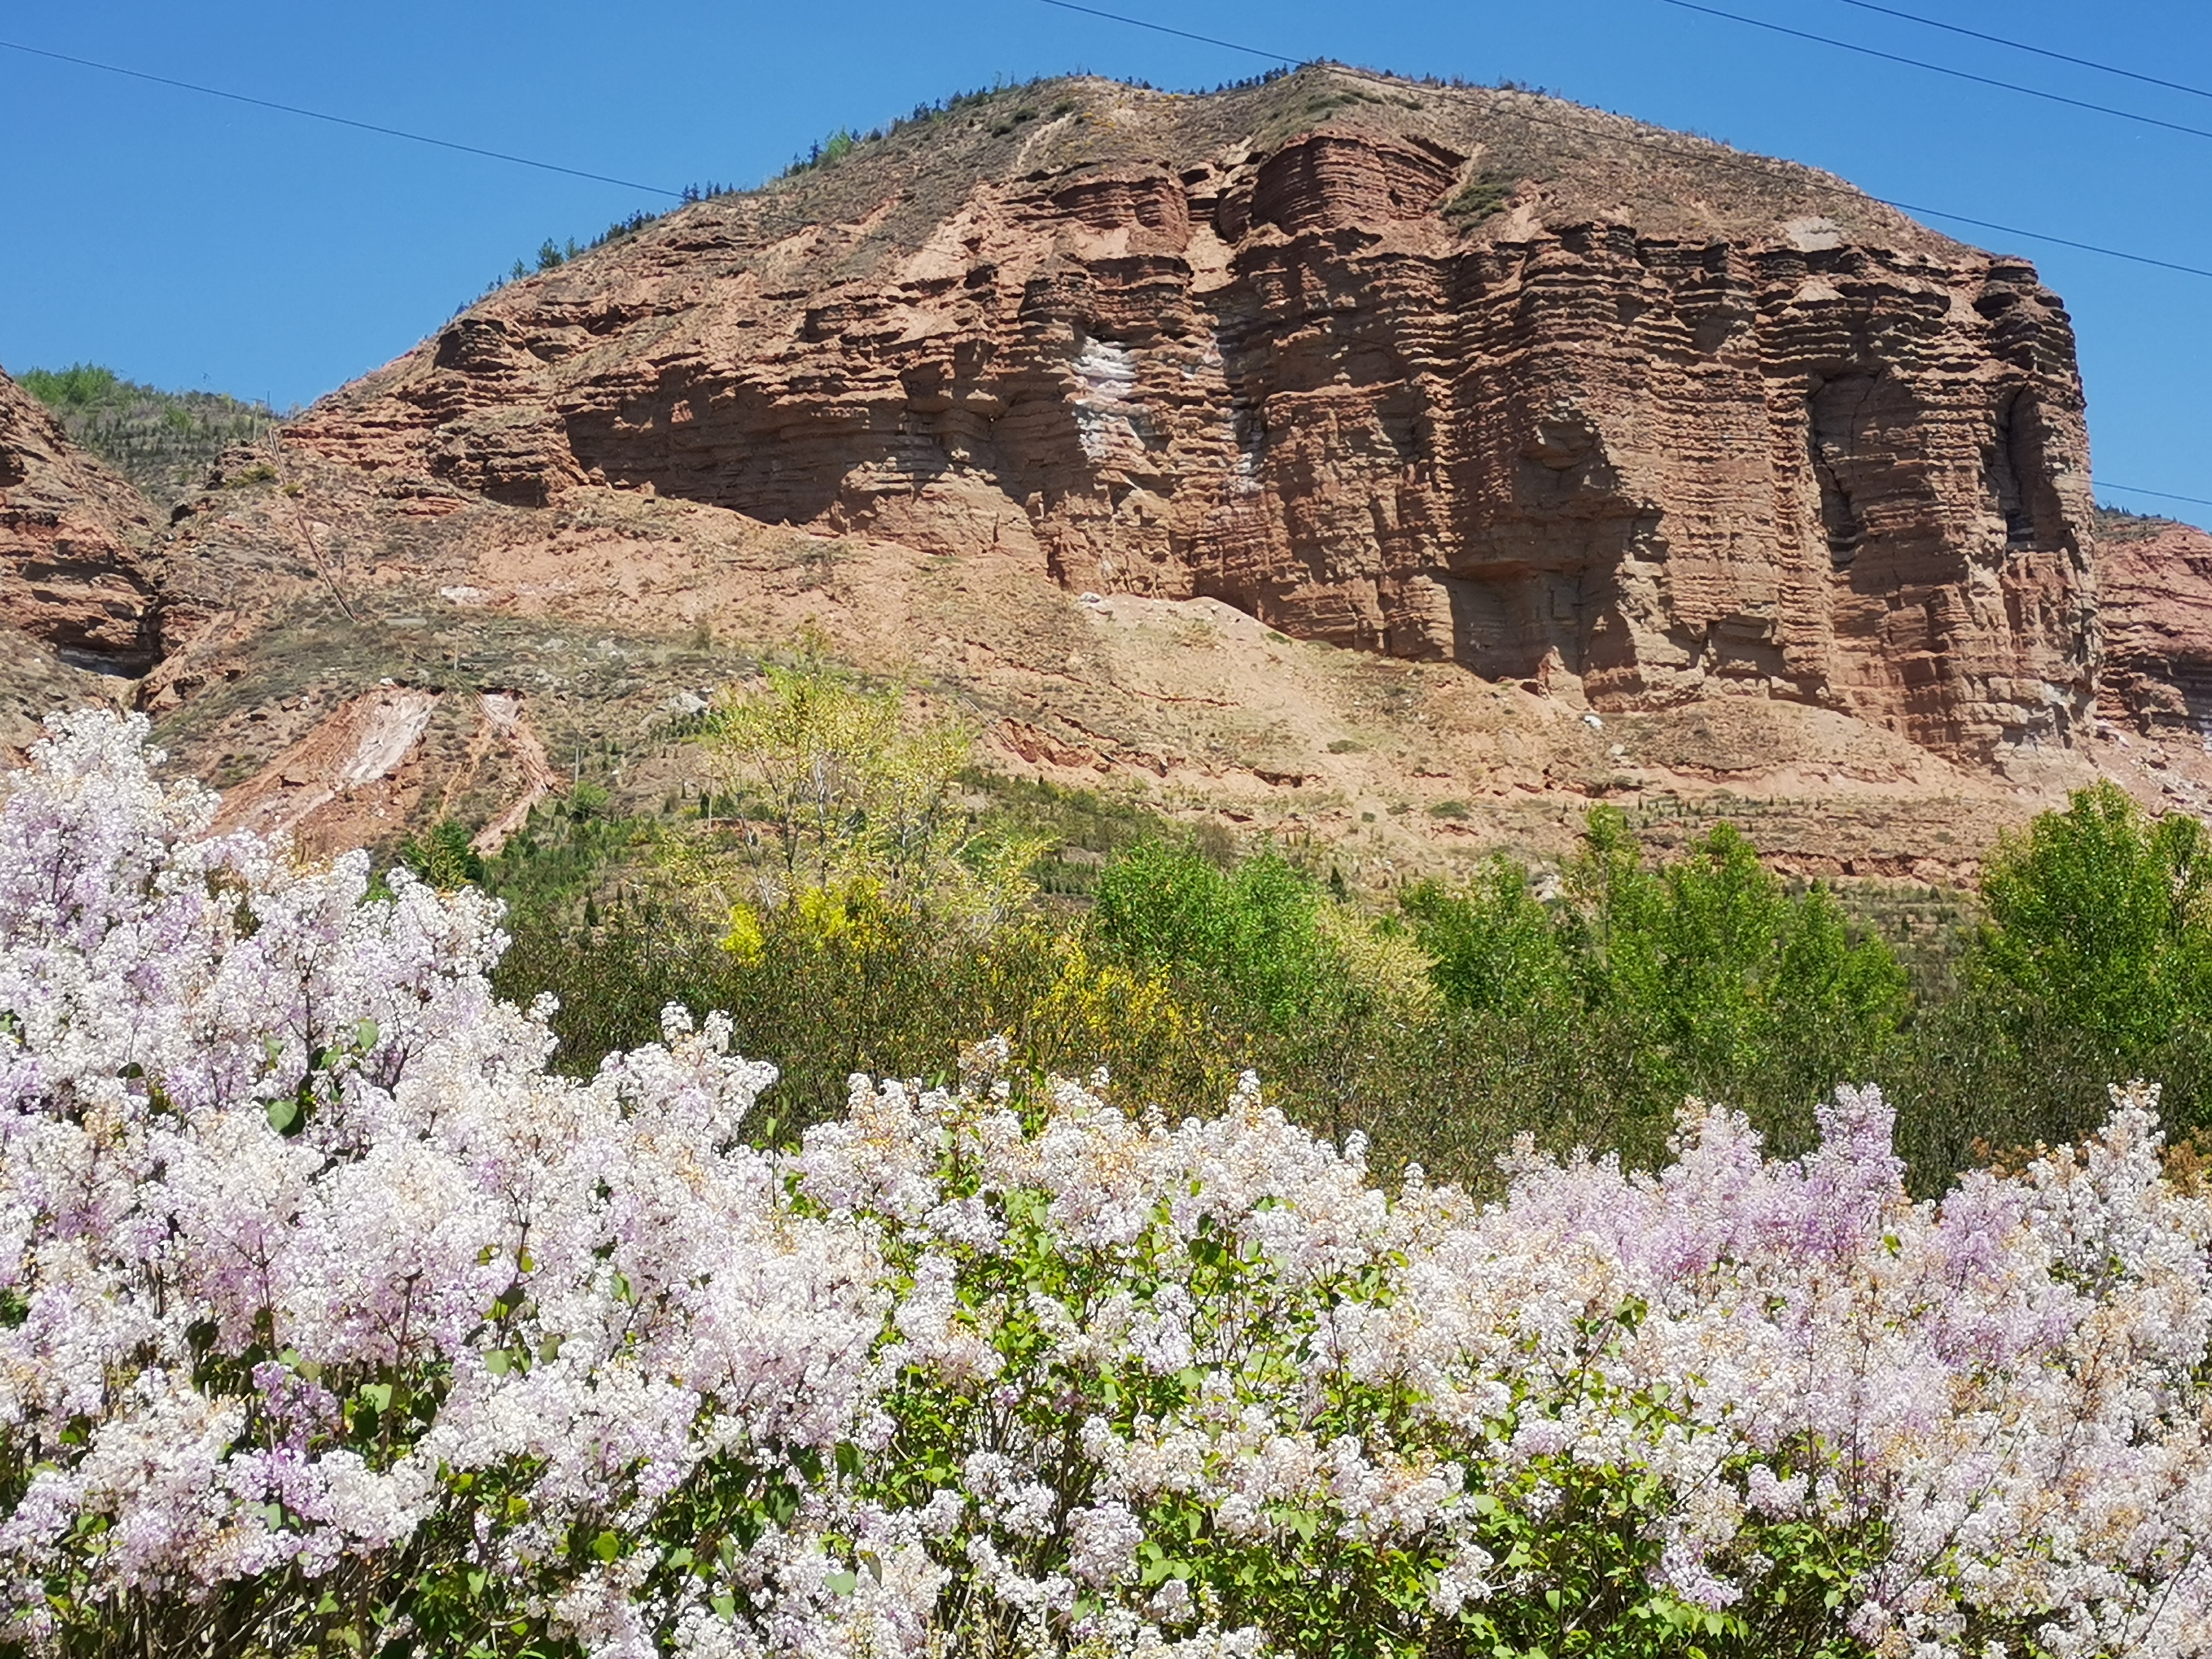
[403,653,2212,1193]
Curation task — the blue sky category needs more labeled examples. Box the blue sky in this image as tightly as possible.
[1,0,2204,526]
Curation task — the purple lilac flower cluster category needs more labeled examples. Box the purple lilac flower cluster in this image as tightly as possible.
[3,711,2210,1659]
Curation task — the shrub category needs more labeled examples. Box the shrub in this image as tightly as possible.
[1566,813,1909,1147]
[695,654,1034,928]
[10,714,2212,1658]
[492,662,1057,1127]
[1090,842,1336,1035]
[1440,176,1514,225]
[396,818,484,890]
[1977,780,2212,1051]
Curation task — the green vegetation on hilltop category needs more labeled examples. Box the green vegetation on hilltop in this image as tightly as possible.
[2094,501,2189,541]
[16,362,283,508]
[477,72,1212,309]
[478,79,1075,301]
[477,64,1609,317]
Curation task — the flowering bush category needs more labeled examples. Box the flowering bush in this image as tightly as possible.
[7,712,2212,1659]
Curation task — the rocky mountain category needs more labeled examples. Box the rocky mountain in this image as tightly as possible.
[2099,513,2212,735]
[280,67,2095,761]
[0,370,165,750]
[14,364,283,511]
[0,66,2201,878]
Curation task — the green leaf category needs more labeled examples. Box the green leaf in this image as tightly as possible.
[591,1530,622,1563]
[266,1095,300,1134]
[826,1570,857,1596]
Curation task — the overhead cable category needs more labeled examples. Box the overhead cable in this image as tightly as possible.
[1871,201,2212,280]
[1651,0,2212,146]
[1035,0,1296,66]
[1830,0,2212,106]
[0,35,686,198]
[1030,0,2212,282]
[2097,483,2212,511]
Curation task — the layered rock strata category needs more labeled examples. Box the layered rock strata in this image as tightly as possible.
[2098,518,2212,732]
[278,70,2098,761]
[0,368,161,674]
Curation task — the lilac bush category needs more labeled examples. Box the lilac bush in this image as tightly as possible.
[4,711,2212,1658]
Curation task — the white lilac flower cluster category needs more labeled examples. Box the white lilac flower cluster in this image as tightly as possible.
[4,712,2212,1659]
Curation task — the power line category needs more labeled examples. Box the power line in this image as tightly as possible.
[1031,1,2212,507]
[1652,0,2212,147]
[1871,202,2212,281]
[1029,1,2212,283]
[2097,483,2212,512]
[1036,0,1296,66]
[0,35,685,198]
[1831,0,2212,107]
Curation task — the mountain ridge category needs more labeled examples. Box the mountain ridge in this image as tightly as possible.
[2,66,2206,881]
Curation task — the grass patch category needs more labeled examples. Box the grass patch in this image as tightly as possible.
[1441,174,1516,228]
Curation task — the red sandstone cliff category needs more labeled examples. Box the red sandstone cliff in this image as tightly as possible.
[2099,517,2212,733]
[0,367,161,675]
[266,69,2096,763]
[11,69,2189,875]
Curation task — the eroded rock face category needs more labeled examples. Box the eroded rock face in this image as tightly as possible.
[275,71,2095,760]
[0,369,161,675]
[2098,520,2212,732]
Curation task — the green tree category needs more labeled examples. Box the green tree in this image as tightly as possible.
[1568,812,1908,1146]
[1089,841,1336,1035]
[396,819,484,891]
[693,650,1031,928]
[1400,858,1578,1018]
[1889,782,2212,1177]
[1390,817,1905,1163]
[1976,780,2212,1049]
